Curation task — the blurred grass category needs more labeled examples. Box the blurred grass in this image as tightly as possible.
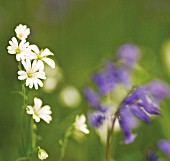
[1,0,170,160]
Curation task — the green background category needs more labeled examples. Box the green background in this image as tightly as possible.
[1,0,170,160]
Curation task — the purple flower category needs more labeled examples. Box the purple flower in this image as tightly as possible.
[130,104,150,124]
[92,62,132,94]
[158,140,170,159]
[89,112,106,128]
[125,86,161,117]
[119,106,138,144]
[117,43,140,68]
[84,88,100,107]
[147,151,162,161]
[145,80,170,103]
[92,71,114,94]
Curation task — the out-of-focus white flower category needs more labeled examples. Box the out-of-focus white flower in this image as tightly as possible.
[7,37,31,61]
[59,86,81,108]
[43,65,63,92]
[74,114,89,134]
[29,44,55,68]
[18,60,46,89]
[27,97,52,123]
[38,147,48,160]
[15,24,30,40]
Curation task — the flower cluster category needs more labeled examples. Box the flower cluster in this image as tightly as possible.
[7,24,55,90]
[119,80,170,144]
[84,43,170,144]
[8,24,55,160]
[84,44,140,142]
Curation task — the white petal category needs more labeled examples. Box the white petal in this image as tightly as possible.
[40,114,52,123]
[34,97,43,109]
[33,81,39,90]
[29,44,40,54]
[11,37,18,47]
[27,106,34,114]
[18,75,27,80]
[42,58,55,68]
[41,48,54,57]
[33,115,40,122]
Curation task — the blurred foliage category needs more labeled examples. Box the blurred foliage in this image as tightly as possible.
[1,0,170,160]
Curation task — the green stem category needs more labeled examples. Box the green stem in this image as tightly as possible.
[31,118,36,150]
[105,87,136,161]
[105,114,118,161]
[58,124,74,161]
[18,62,30,157]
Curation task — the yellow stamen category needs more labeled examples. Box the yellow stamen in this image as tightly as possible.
[16,48,21,54]
[19,33,23,38]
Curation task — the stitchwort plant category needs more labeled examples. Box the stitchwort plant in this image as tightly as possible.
[7,24,56,160]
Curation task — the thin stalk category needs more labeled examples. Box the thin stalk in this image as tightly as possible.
[58,124,74,161]
[18,62,29,157]
[105,87,136,161]
[105,114,118,161]
[31,118,36,150]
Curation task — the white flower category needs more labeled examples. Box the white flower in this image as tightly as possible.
[59,86,81,108]
[7,37,31,61]
[27,97,52,123]
[74,114,89,134]
[15,24,30,40]
[29,44,55,68]
[38,147,48,160]
[18,60,46,89]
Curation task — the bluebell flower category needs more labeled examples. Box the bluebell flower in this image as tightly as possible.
[147,151,162,161]
[145,80,170,103]
[84,88,100,107]
[92,61,132,95]
[119,106,138,144]
[158,140,170,159]
[118,82,168,144]
[89,112,106,128]
[117,43,140,68]
[92,71,114,94]
[125,86,161,117]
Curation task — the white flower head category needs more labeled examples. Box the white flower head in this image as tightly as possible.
[27,97,52,123]
[59,86,81,108]
[74,114,89,134]
[18,59,46,89]
[29,44,55,68]
[38,147,48,160]
[15,24,30,40]
[7,37,31,61]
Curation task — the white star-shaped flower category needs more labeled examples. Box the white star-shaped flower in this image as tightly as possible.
[15,24,30,40]
[7,37,32,61]
[38,147,48,160]
[29,44,55,68]
[74,114,90,134]
[18,60,46,89]
[27,97,52,124]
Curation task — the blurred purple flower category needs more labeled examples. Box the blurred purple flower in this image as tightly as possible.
[84,88,100,107]
[147,151,162,161]
[92,71,114,94]
[89,112,106,128]
[118,81,170,144]
[119,107,138,144]
[158,140,170,159]
[145,80,170,103]
[117,43,140,68]
[92,62,131,94]
[125,86,161,116]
